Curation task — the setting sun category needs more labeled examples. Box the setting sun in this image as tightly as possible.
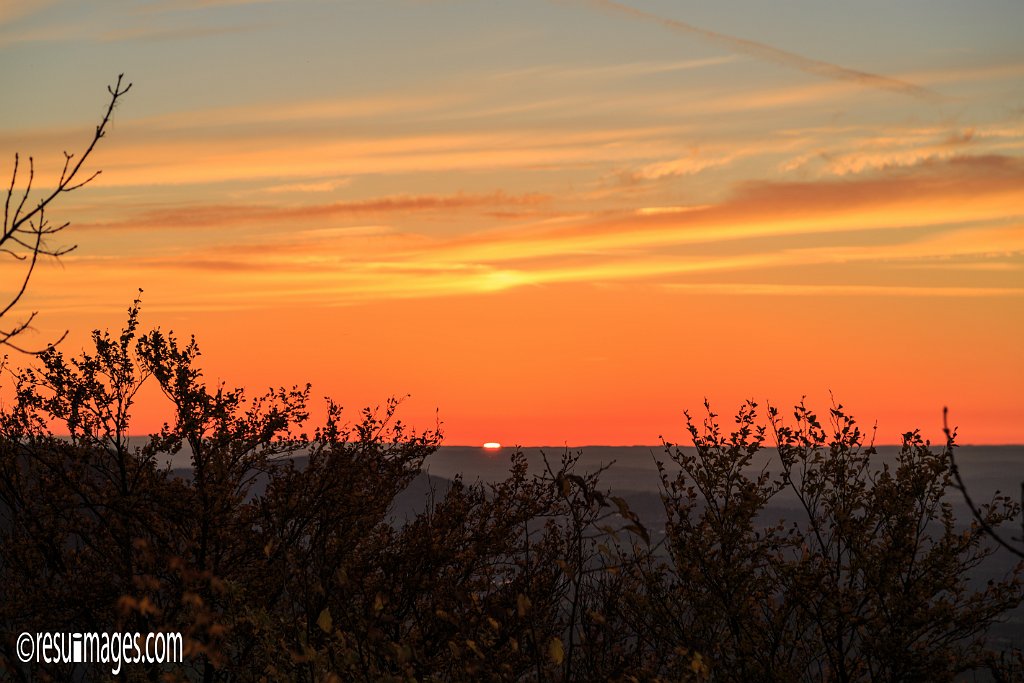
[482,442,502,450]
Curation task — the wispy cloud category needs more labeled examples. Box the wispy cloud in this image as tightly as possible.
[571,0,942,102]
[19,125,680,188]
[131,92,469,130]
[261,178,352,194]
[428,156,1024,266]
[622,151,737,181]
[77,191,552,231]
[99,22,263,43]
[495,55,741,82]
[0,0,58,27]
[137,0,278,12]
[53,155,1022,309]
[0,6,263,47]
[661,283,1024,297]
[777,121,1024,176]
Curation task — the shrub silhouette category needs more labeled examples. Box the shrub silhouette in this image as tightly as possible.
[0,304,1020,681]
[649,401,1023,682]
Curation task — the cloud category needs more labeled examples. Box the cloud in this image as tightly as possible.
[77,191,552,231]
[261,178,352,194]
[416,155,1024,266]
[613,136,809,184]
[495,55,741,82]
[907,61,1024,88]
[661,283,1024,298]
[99,22,263,43]
[295,225,393,239]
[635,205,711,216]
[776,124,1006,176]
[132,92,467,130]
[0,18,85,46]
[0,0,58,27]
[625,152,736,181]
[33,155,1024,312]
[0,11,264,48]
[571,0,942,102]
[16,124,681,188]
[137,0,278,12]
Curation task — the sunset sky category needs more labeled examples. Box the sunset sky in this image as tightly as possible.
[1,0,1022,445]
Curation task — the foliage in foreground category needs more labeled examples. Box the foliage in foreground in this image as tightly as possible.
[0,305,1021,682]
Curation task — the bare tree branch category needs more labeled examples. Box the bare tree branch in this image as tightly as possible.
[0,74,131,353]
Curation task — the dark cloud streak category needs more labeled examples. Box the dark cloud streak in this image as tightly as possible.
[77,191,552,231]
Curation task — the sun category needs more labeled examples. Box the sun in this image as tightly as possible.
[482,442,502,450]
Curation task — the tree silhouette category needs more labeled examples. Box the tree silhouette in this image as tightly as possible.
[1,74,131,353]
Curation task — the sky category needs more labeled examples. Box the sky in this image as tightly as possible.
[1,0,1022,446]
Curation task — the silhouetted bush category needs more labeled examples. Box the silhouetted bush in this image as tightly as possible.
[649,401,1023,682]
[0,305,1020,681]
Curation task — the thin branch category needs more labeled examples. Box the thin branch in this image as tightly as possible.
[944,406,1024,559]
[8,74,131,234]
[0,74,131,352]
[3,153,18,232]
[0,227,42,320]
[0,329,67,355]
[9,156,34,234]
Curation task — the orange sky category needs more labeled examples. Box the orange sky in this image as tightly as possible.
[2,0,1022,445]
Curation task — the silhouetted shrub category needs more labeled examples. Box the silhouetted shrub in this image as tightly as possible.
[648,400,1023,682]
[0,305,1019,682]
